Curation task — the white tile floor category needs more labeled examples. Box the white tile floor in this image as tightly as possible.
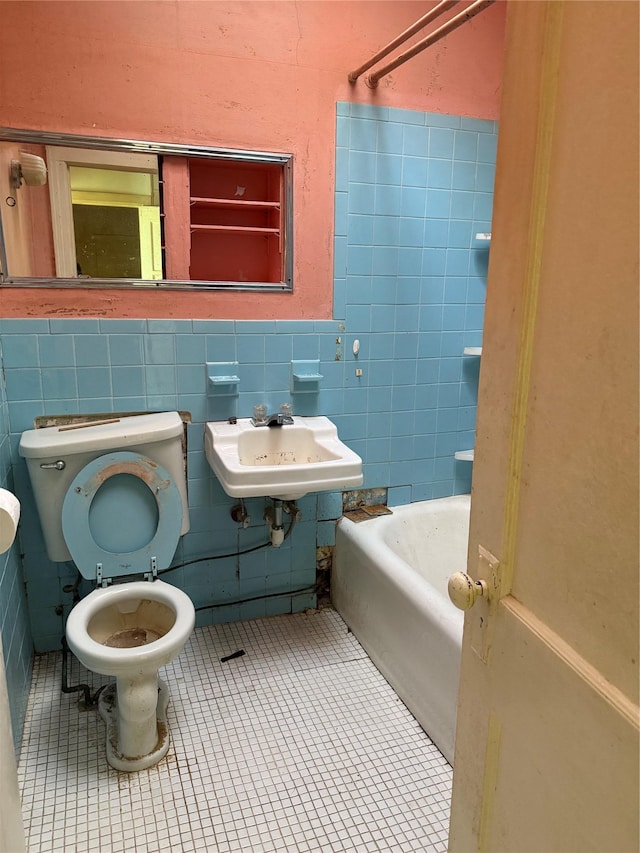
[18,608,452,852]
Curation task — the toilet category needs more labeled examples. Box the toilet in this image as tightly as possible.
[19,412,196,772]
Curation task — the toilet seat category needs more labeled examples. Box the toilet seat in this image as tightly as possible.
[62,451,183,583]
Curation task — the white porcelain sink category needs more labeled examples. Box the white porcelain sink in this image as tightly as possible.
[204,416,363,499]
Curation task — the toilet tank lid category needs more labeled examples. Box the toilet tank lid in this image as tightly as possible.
[19,412,184,459]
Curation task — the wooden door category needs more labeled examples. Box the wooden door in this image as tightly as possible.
[449,3,639,851]
[0,635,25,852]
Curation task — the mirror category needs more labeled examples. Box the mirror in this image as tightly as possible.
[0,129,293,291]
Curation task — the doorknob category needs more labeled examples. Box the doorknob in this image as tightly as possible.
[448,572,488,610]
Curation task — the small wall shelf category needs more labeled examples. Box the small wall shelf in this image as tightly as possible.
[474,232,491,243]
[291,360,323,394]
[454,449,475,462]
[206,362,240,397]
[463,347,483,356]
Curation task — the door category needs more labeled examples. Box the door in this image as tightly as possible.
[0,634,26,852]
[46,146,159,278]
[449,3,639,851]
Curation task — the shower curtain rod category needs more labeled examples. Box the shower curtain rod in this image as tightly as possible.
[355,0,496,90]
[347,0,460,84]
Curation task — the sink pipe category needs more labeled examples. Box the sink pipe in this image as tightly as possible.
[264,499,301,547]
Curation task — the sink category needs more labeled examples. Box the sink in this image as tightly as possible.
[204,416,363,499]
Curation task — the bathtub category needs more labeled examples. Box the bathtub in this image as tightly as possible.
[332,494,470,765]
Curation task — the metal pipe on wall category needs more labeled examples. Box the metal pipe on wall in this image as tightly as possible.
[364,0,496,89]
[347,1,460,84]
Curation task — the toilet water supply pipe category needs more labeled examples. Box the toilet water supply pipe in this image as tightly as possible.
[60,636,104,708]
[353,0,496,89]
[347,0,460,83]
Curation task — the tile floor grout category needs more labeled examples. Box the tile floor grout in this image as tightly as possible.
[18,608,452,852]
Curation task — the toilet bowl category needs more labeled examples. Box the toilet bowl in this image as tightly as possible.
[66,579,195,771]
[19,412,195,772]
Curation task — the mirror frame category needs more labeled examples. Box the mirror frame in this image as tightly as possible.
[0,127,293,292]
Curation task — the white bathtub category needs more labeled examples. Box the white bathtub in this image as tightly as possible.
[332,494,470,765]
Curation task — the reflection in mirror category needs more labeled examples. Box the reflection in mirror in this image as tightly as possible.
[48,147,161,279]
[0,129,293,291]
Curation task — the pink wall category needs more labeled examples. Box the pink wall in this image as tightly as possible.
[0,0,506,319]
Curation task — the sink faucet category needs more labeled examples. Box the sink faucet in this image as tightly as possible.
[264,412,294,427]
[251,404,294,427]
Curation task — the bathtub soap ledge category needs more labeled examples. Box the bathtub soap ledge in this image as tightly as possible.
[454,449,475,462]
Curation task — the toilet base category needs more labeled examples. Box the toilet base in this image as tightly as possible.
[98,678,171,772]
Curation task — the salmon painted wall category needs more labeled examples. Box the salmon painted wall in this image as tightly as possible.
[0,0,506,319]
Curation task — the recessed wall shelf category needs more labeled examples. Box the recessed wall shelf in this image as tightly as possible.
[463,347,483,356]
[188,158,286,283]
[190,197,280,211]
[191,224,280,235]
[454,449,475,462]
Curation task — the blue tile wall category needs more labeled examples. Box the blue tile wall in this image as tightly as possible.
[334,103,494,499]
[0,336,33,754]
[3,317,353,652]
[0,103,495,656]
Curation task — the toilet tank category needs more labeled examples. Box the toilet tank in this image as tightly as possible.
[19,412,190,563]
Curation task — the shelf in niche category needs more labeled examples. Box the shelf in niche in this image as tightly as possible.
[190,197,281,211]
[454,449,475,462]
[463,347,483,356]
[187,157,286,283]
[191,224,280,235]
